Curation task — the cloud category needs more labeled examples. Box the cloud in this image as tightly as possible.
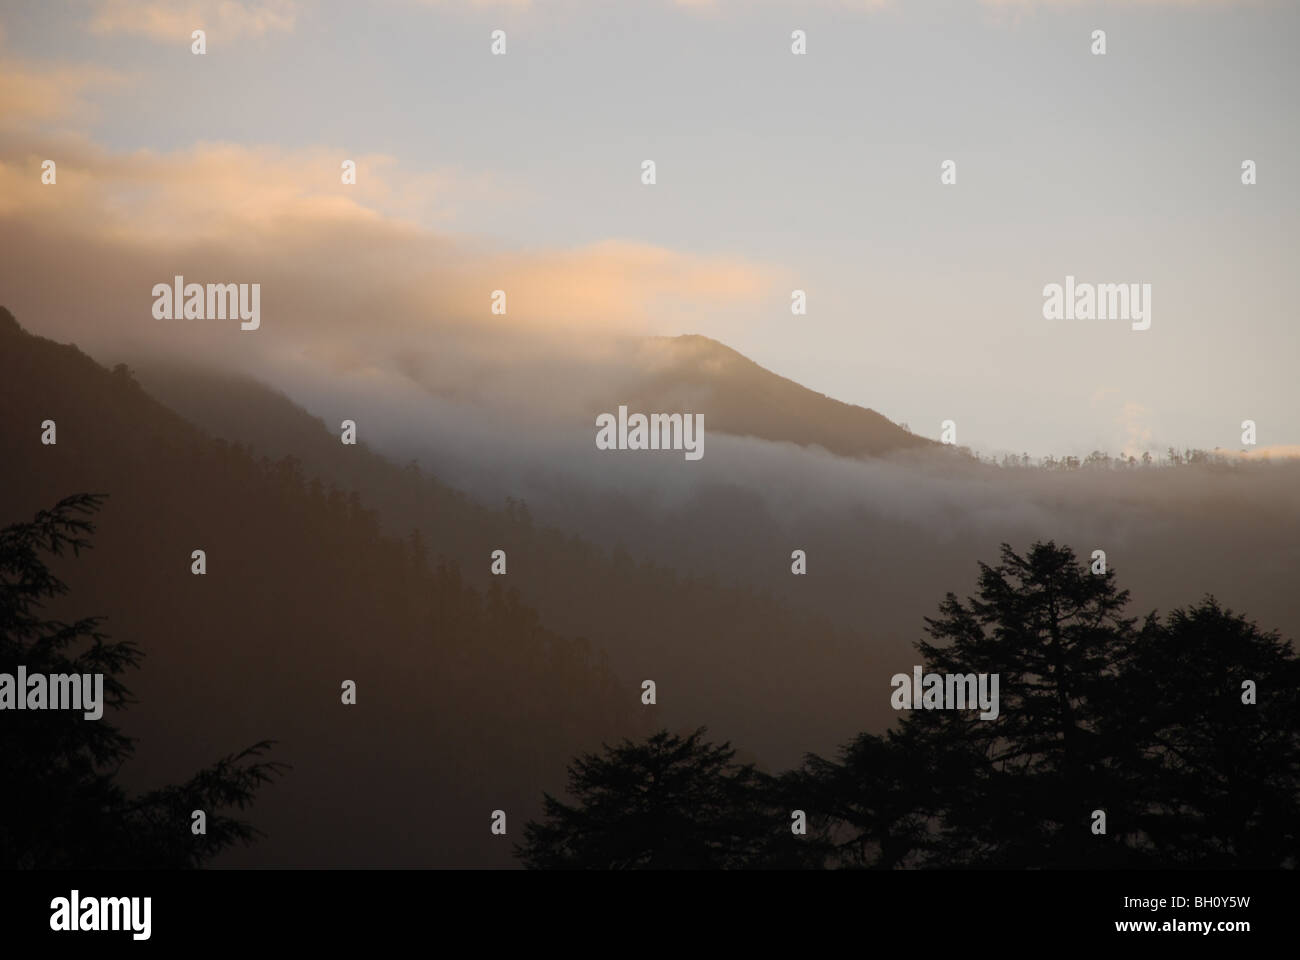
[0,132,774,316]
[0,124,781,420]
[1117,400,1154,459]
[0,59,129,131]
[411,0,891,10]
[413,0,533,7]
[669,0,892,8]
[1088,388,1155,458]
[0,139,464,238]
[1218,445,1300,461]
[87,0,298,41]
[980,0,1247,7]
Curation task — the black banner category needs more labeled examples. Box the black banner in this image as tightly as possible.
[1,869,1290,948]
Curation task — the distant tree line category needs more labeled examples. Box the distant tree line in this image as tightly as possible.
[951,447,1273,470]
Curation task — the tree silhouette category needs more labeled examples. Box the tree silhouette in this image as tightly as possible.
[791,726,932,869]
[516,728,815,869]
[0,494,287,868]
[802,542,1300,868]
[1117,598,1300,867]
[891,542,1144,866]
[517,541,1299,869]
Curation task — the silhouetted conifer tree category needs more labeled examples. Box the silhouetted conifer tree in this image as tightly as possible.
[0,494,287,868]
[1116,598,1300,867]
[804,542,1299,868]
[516,728,816,868]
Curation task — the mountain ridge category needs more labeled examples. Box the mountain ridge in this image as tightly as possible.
[628,332,935,459]
[0,305,646,866]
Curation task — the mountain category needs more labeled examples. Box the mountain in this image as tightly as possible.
[627,334,934,458]
[13,302,1297,871]
[127,354,894,772]
[120,319,1300,785]
[2,307,907,865]
[0,306,646,866]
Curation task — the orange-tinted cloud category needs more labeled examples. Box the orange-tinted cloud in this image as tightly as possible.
[0,59,128,131]
[981,0,1246,7]
[0,131,776,334]
[0,125,782,435]
[1219,445,1300,461]
[87,0,298,41]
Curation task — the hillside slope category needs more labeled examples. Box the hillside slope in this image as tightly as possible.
[130,355,891,771]
[628,334,935,458]
[0,306,645,866]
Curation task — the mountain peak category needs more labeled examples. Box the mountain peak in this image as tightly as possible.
[630,333,933,459]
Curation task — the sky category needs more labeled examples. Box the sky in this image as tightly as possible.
[1,0,1297,458]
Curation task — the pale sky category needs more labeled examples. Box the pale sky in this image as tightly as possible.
[2,0,1297,458]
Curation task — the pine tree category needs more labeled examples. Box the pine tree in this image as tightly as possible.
[516,728,814,868]
[0,494,287,868]
[805,543,1299,868]
[1117,598,1300,867]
